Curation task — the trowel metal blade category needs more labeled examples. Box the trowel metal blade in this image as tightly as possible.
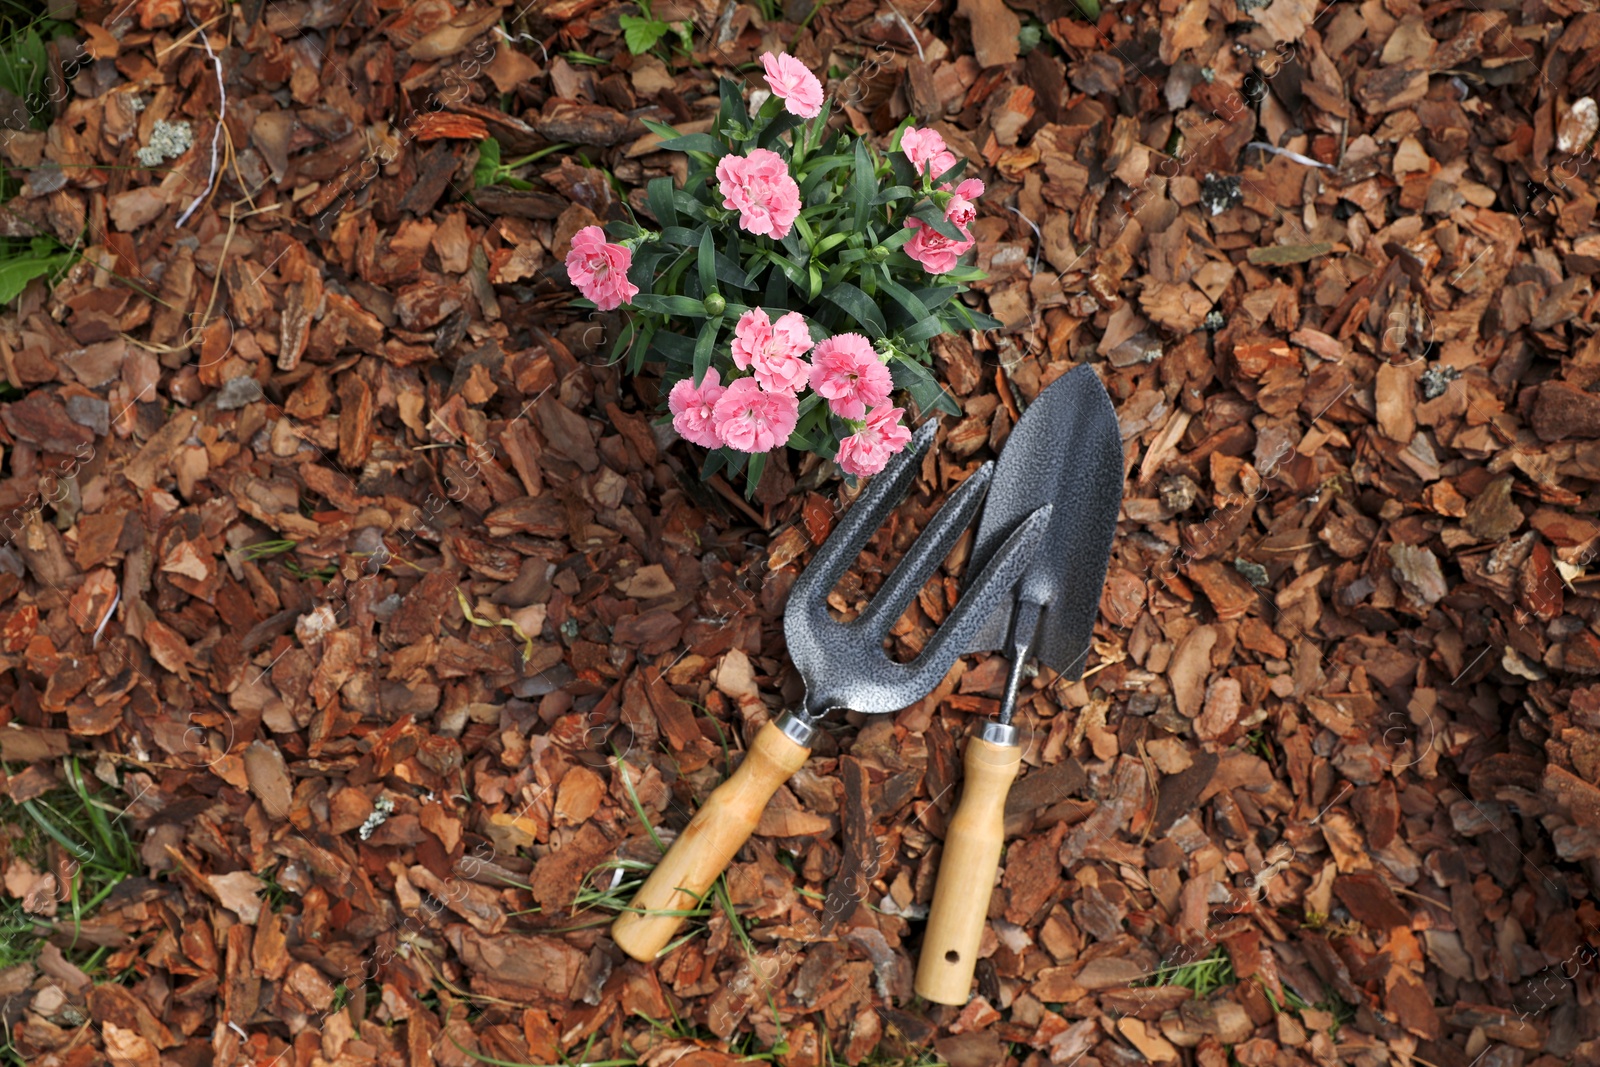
[964,365,1125,680]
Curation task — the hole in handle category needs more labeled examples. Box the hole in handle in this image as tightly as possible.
[944,950,960,963]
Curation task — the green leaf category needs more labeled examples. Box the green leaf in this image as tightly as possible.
[659,225,702,247]
[931,156,968,186]
[890,356,960,416]
[697,229,716,295]
[796,153,852,200]
[900,316,949,343]
[937,265,988,284]
[851,139,874,229]
[641,117,681,141]
[812,232,852,257]
[472,137,502,188]
[873,185,915,204]
[651,331,697,363]
[716,77,750,140]
[648,177,678,227]
[619,14,671,54]
[766,249,807,290]
[911,285,960,311]
[658,132,727,156]
[672,188,712,221]
[764,264,789,307]
[912,202,966,242]
[879,272,931,322]
[716,255,753,290]
[741,250,769,290]
[700,447,728,480]
[791,214,816,251]
[743,453,766,499]
[758,111,801,150]
[946,305,1003,332]
[0,242,70,305]
[820,282,887,337]
[611,316,638,368]
[633,294,708,316]
[692,314,722,384]
[628,321,657,374]
[878,226,917,252]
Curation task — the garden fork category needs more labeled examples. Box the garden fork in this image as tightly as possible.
[612,420,1053,961]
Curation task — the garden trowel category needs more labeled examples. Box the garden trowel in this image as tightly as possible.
[915,364,1125,1005]
[613,420,1055,963]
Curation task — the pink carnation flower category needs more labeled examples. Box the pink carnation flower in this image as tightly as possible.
[731,308,814,395]
[901,126,957,180]
[762,52,824,119]
[713,377,800,453]
[564,225,639,311]
[904,176,984,273]
[944,177,985,229]
[835,405,914,478]
[811,333,892,420]
[904,218,974,275]
[715,149,802,239]
[668,367,727,448]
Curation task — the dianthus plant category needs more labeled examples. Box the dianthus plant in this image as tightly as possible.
[564,52,999,494]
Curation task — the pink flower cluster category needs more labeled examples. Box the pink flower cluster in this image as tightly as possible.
[762,52,824,119]
[899,127,986,275]
[732,308,813,395]
[667,313,912,476]
[836,403,913,478]
[564,226,638,310]
[716,148,802,239]
[901,126,959,182]
[669,308,812,454]
[811,333,891,420]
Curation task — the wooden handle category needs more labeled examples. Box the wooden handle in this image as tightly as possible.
[915,736,1021,1005]
[612,721,811,962]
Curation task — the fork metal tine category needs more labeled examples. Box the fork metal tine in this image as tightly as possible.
[899,504,1052,696]
[793,503,1052,716]
[787,419,938,612]
[856,463,995,636]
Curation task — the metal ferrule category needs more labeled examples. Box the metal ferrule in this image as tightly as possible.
[774,710,818,748]
[980,720,1019,747]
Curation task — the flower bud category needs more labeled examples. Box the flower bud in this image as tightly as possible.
[704,293,727,316]
[868,245,890,261]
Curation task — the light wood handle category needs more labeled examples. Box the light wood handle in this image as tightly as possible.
[612,721,811,962]
[915,736,1021,1005]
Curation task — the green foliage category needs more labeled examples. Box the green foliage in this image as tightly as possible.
[617,12,691,57]
[0,234,73,305]
[471,137,573,190]
[237,539,338,581]
[1139,945,1236,996]
[616,0,692,58]
[1262,979,1357,1040]
[596,81,998,491]
[0,758,141,973]
[1018,20,1044,54]
[1243,728,1273,761]
[237,538,299,560]
[0,13,75,130]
